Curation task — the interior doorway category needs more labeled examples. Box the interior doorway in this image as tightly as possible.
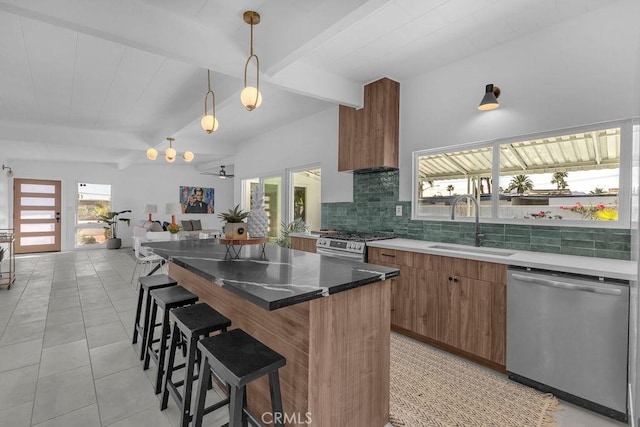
[13,179,62,254]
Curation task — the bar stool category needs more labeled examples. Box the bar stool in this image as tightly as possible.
[143,286,198,394]
[132,274,177,360]
[192,329,286,427]
[160,303,232,427]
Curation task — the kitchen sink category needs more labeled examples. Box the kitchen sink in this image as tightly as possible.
[429,244,516,257]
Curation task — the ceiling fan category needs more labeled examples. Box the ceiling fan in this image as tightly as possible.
[201,165,234,179]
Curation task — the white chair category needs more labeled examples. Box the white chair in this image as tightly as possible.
[131,236,166,284]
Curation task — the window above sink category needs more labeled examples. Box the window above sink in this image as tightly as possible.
[412,119,636,228]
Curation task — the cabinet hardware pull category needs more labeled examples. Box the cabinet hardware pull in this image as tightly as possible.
[382,254,396,258]
[448,276,453,281]
[453,278,458,283]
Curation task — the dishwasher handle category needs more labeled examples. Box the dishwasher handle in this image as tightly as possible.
[511,273,622,296]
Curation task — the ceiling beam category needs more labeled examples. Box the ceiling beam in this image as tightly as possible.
[0,0,364,107]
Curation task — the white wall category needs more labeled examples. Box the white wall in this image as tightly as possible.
[398,0,640,202]
[8,160,234,251]
[233,107,353,204]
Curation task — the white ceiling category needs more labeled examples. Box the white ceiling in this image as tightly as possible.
[0,0,614,172]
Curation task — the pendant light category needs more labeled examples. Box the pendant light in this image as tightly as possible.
[241,10,262,111]
[478,84,501,111]
[146,137,194,163]
[165,137,176,163]
[201,69,219,133]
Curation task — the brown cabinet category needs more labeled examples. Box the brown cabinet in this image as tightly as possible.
[338,78,399,171]
[368,247,506,369]
[290,236,317,253]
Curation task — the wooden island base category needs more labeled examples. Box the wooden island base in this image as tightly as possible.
[169,262,391,427]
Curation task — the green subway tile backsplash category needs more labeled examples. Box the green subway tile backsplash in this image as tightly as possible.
[321,170,631,260]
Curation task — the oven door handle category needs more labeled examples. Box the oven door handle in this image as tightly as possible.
[316,247,365,261]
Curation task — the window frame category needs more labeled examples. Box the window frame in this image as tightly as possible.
[412,119,633,229]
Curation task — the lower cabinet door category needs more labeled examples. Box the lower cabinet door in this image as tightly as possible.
[415,269,438,340]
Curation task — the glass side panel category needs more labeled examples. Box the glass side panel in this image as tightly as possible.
[242,178,260,211]
[20,223,55,233]
[291,168,321,232]
[20,210,56,220]
[78,183,111,224]
[264,177,282,240]
[20,184,55,194]
[76,228,107,245]
[21,197,55,207]
[20,236,56,246]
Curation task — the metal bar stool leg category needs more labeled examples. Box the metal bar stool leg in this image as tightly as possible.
[132,286,144,344]
[193,357,212,427]
[143,298,158,370]
[269,371,284,427]
[154,307,171,394]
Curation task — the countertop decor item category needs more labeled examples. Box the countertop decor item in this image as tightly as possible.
[167,223,181,234]
[98,210,131,249]
[247,187,268,238]
[217,204,249,239]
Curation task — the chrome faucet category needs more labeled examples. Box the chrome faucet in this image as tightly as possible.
[450,194,484,247]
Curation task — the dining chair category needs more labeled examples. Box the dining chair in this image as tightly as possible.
[131,236,166,284]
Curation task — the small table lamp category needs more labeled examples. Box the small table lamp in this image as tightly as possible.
[144,204,157,222]
[166,202,183,226]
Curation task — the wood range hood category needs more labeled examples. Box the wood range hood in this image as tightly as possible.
[338,77,400,172]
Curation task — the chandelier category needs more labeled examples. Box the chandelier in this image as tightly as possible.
[146,137,194,163]
[241,10,262,111]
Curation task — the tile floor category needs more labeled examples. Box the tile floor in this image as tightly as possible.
[0,248,630,426]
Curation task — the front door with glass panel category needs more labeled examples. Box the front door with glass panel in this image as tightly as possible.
[13,179,62,253]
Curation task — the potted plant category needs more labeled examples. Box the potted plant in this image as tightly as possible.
[276,219,307,248]
[217,204,249,239]
[98,210,132,249]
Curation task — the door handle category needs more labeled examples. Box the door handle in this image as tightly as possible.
[511,273,622,296]
[55,212,60,223]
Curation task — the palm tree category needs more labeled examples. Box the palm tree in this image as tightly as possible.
[590,187,605,194]
[446,184,455,196]
[551,171,569,190]
[506,174,534,194]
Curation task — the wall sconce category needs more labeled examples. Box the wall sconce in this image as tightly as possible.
[201,69,219,134]
[241,10,262,111]
[165,202,182,226]
[2,165,13,177]
[144,204,157,222]
[478,84,500,111]
[146,137,194,163]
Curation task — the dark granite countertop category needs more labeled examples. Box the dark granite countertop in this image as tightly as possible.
[142,239,399,311]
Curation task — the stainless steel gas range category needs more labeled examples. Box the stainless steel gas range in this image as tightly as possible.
[316,233,393,262]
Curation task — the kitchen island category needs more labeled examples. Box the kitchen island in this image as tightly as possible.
[143,239,399,427]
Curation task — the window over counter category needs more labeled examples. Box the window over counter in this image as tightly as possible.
[413,120,634,227]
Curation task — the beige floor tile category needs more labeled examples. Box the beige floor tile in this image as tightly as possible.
[0,338,42,373]
[0,364,39,413]
[94,366,159,426]
[32,403,101,427]
[32,365,96,425]
[39,339,90,378]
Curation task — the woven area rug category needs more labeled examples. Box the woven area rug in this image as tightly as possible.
[390,333,559,427]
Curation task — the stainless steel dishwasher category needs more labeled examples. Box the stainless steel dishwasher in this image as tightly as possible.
[507,266,629,422]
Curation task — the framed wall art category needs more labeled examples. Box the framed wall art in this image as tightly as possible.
[180,186,214,214]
